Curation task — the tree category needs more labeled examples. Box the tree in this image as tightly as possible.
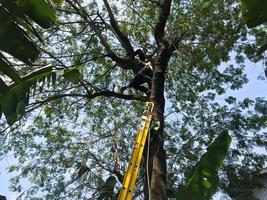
[0,0,266,200]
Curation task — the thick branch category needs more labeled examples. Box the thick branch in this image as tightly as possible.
[154,0,172,45]
[67,0,111,53]
[30,91,147,108]
[66,0,133,70]
[103,0,134,55]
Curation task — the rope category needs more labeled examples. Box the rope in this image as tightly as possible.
[146,127,151,200]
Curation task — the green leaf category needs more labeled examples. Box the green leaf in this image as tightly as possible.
[51,72,57,85]
[0,65,81,124]
[63,70,81,83]
[76,164,90,179]
[241,0,267,28]
[17,99,27,116]
[0,7,40,64]
[63,66,83,83]
[97,176,117,200]
[0,90,18,124]
[21,65,53,82]
[0,77,9,95]
[53,0,63,6]
[15,15,45,43]
[176,131,232,200]
[105,176,117,190]
[0,55,21,83]
[0,1,45,42]
[16,0,57,29]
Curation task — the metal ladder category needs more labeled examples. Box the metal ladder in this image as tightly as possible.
[118,102,154,200]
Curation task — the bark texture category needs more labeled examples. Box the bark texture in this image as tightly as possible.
[144,42,173,200]
[144,0,173,198]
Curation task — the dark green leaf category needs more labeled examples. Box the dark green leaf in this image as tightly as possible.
[63,70,81,83]
[0,7,39,64]
[16,0,57,29]
[0,90,18,124]
[0,55,21,83]
[97,176,117,200]
[0,195,7,200]
[15,15,44,43]
[0,66,53,125]
[241,0,267,28]
[0,77,9,95]
[53,0,63,6]
[63,67,82,83]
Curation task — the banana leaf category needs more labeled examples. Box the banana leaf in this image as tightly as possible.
[0,54,21,83]
[16,0,57,29]
[0,6,39,64]
[176,131,232,200]
[0,65,53,124]
[0,65,83,125]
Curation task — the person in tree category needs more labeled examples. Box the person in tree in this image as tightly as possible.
[121,49,153,95]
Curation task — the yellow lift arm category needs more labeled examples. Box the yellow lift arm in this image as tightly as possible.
[118,102,154,200]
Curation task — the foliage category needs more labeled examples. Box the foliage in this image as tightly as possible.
[176,131,231,200]
[0,0,266,200]
[0,0,57,63]
[241,0,267,56]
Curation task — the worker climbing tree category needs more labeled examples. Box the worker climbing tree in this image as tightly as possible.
[121,49,153,95]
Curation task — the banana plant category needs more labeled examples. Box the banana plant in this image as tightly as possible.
[0,0,61,124]
[176,131,232,200]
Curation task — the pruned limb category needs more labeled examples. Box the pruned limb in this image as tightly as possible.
[154,0,172,45]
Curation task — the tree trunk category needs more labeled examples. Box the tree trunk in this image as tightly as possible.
[144,60,168,200]
[143,42,173,200]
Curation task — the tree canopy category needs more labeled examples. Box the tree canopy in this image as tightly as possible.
[0,0,266,200]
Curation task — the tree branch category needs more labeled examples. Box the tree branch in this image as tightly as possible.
[102,0,134,56]
[154,0,172,45]
[92,90,148,101]
[66,0,133,70]
[29,91,147,109]
[66,0,125,66]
